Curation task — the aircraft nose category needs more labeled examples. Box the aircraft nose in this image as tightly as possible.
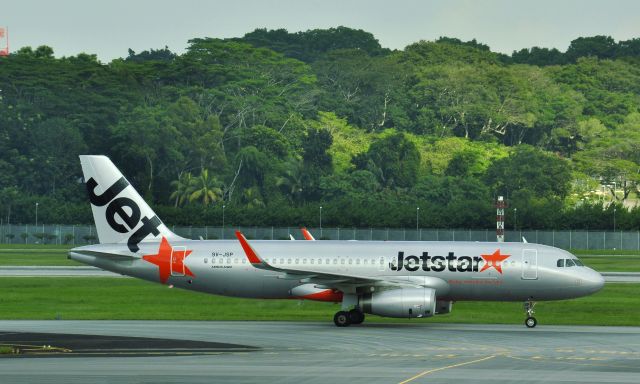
[583,269,605,294]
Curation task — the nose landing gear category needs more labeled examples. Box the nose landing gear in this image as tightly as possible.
[524,300,537,328]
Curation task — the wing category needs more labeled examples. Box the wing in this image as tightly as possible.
[235,231,429,291]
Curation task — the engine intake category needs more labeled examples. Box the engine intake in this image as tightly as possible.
[360,288,436,318]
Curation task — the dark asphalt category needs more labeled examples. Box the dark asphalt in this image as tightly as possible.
[0,321,639,383]
[0,331,257,357]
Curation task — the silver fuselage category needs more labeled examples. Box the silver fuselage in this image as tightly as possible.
[70,240,604,302]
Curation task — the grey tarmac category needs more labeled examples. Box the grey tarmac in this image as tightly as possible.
[0,321,639,384]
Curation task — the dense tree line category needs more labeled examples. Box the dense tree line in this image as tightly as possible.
[1,28,640,231]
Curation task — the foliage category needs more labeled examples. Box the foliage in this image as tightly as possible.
[353,131,420,189]
[485,145,572,199]
[1,29,640,230]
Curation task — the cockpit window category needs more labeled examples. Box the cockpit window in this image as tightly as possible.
[557,258,583,267]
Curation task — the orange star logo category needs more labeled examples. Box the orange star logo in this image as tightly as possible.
[480,249,510,274]
[143,237,194,284]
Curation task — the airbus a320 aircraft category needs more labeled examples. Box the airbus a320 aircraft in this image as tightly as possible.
[70,156,605,327]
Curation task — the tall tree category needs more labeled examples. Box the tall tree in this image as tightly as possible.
[189,169,223,206]
[353,131,421,189]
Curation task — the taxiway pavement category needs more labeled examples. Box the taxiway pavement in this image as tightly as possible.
[1,321,639,383]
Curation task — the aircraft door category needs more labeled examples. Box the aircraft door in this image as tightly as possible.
[521,249,538,280]
[170,246,187,276]
[378,256,387,272]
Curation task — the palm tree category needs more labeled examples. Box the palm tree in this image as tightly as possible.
[241,186,265,208]
[189,169,223,206]
[170,172,194,207]
[276,159,305,204]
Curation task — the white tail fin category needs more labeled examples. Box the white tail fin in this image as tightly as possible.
[80,155,183,252]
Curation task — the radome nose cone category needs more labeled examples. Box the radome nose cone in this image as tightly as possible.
[586,270,605,293]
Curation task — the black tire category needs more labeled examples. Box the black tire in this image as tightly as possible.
[525,316,537,328]
[334,311,351,327]
[349,309,365,325]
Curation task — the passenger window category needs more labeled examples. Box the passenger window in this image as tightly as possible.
[310,259,314,265]
[341,259,345,265]
[295,259,299,264]
[364,259,368,265]
[318,259,322,265]
[348,259,352,265]
[204,258,208,264]
[333,259,338,264]
[356,259,360,265]
[287,258,292,264]
[565,259,576,267]
[303,259,307,264]
[557,259,564,267]
[280,258,284,264]
[242,259,246,264]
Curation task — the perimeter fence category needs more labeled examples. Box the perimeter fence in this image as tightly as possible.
[1,224,640,251]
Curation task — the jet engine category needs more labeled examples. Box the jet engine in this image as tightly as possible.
[359,288,436,318]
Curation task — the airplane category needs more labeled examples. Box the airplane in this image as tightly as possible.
[69,155,605,327]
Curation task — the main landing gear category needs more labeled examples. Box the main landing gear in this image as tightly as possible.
[333,309,365,327]
[524,300,537,328]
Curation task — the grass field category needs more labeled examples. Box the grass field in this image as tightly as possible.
[0,246,79,266]
[0,277,637,326]
[572,249,640,256]
[578,256,640,271]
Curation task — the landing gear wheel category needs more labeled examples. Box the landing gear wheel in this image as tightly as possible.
[523,300,537,328]
[334,311,351,327]
[525,316,537,328]
[348,309,365,325]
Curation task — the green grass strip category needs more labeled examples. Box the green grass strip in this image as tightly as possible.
[0,278,637,326]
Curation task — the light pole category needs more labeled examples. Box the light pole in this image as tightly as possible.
[319,206,323,238]
[35,202,39,229]
[222,205,226,239]
[613,206,617,232]
[514,208,517,231]
[416,207,420,241]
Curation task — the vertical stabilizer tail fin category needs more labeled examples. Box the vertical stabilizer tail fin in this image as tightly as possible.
[79,155,183,251]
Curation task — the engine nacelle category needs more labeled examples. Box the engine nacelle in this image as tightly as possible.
[360,288,436,318]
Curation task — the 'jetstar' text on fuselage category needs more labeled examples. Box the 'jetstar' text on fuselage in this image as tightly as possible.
[390,252,485,272]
